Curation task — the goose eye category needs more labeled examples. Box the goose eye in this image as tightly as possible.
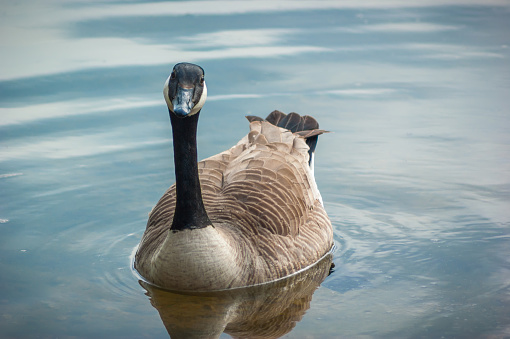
[170,71,176,80]
[200,76,204,85]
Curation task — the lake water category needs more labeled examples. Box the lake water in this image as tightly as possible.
[1,1,510,338]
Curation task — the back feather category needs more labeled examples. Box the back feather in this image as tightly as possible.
[246,110,327,165]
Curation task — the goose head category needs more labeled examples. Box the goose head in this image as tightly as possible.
[164,62,207,117]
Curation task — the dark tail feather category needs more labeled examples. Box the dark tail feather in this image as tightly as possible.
[246,110,328,166]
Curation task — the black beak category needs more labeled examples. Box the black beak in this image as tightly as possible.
[172,86,194,117]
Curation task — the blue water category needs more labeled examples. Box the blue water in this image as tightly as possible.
[1,1,509,338]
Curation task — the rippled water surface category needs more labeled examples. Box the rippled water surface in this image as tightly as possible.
[1,1,510,338]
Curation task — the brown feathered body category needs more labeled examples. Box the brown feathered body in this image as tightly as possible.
[135,111,334,291]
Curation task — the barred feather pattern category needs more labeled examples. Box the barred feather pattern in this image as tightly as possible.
[135,111,333,290]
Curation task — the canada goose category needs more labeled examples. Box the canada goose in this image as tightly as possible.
[135,62,334,291]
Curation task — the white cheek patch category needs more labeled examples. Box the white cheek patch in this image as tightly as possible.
[189,81,207,116]
[163,77,207,116]
[163,75,173,111]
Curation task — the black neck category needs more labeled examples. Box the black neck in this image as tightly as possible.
[169,111,212,231]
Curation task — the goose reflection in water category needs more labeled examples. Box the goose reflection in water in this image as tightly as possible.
[140,254,334,339]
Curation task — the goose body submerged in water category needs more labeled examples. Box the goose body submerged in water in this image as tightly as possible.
[135,63,334,291]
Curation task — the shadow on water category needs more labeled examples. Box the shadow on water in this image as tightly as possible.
[140,254,333,339]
